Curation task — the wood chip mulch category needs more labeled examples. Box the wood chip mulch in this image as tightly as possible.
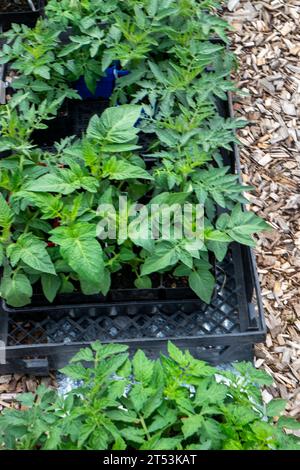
[0,374,57,411]
[226,0,300,419]
[0,1,299,422]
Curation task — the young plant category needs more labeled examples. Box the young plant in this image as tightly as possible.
[0,342,299,450]
[0,104,153,306]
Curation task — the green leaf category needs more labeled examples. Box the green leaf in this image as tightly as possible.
[106,409,137,424]
[218,205,270,247]
[277,416,300,430]
[204,229,231,242]
[70,347,94,363]
[30,80,53,92]
[173,262,191,277]
[233,362,273,386]
[188,268,214,303]
[91,342,129,359]
[50,224,105,288]
[0,270,32,307]
[0,194,14,236]
[7,234,56,275]
[24,174,78,195]
[266,399,287,417]
[77,423,96,447]
[143,390,164,419]
[120,426,145,444]
[181,414,203,439]
[18,393,35,408]
[35,66,50,80]
[195,379,228,406]
[43,427,62,450]
[133,350,154,385]
[0,245,3,266]
[41,273,61,303]
[141,242,178,276]
[202,418,223,444]
[87,105,141,147]
[62,237,104,284]
[130,383,151,413]
[150,437,182,450]
[194,167,251,208]
[148,61,169,84]
[60,363,89,380]
[148,410,177,433]
[134,276,152,289]
[206,240,228,262]
[105,159,153,181]
[112,436,127,450]
[168,342,185,365]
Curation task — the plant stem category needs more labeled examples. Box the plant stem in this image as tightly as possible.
[138,414,151,441]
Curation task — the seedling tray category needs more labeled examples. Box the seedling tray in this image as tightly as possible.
[0,1,43,30]
[0,87,266,373]
[0,242,265,374]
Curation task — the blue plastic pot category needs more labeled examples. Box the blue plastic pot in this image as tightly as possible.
[75,66,129,99]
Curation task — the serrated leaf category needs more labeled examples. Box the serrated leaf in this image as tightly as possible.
[168,342,185,365]
[143,389,164,419]
[105,160,153,181]
[70,347,94,363]
[266,399,287,417]
[24,174,77,195]
[221,205,270,247]
[0,194,14,236]
[133,349,154,385]
[233,362,273,386]
[195,379,228,406]
[106,409,137,424]
[92,342,129,359]
[112,436,127,450]
[120,426,145,444]
[60,363,89,380]
[77,423,96,447]
[148,61,169,84]
[141,242,178,276]
[31,80,53,92]
[87,105,141,147]
[35,65,50,80]
[50,224,105,290]
[181,414,203,439]
[7,234,56,275]
[277,416,300,430]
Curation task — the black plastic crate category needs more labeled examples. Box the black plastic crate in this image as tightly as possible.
[0,1,43,30]
[31,99,109,147]
[69,98,109,137]
[1,277,209,314]
[0,241,266,374]
[0,90,266,372]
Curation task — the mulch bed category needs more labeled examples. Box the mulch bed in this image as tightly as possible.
[226,0,300,420]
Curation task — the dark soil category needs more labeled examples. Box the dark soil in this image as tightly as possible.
[0,1,37,13]
[112,268,161,289]
[139,132,157,154]
[163,273,188,288]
